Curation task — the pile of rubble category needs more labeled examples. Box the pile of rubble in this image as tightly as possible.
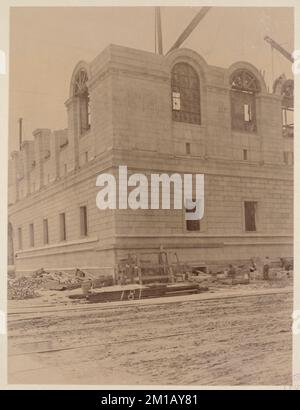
[188,257,293,287]
[8,276,47,300]
[8,268,90,300]
[32,268,89,290]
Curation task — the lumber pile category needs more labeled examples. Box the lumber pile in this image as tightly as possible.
[86,282,207,304]
[165,283,208,296]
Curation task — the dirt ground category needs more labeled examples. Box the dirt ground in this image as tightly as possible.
[7,287,293,386]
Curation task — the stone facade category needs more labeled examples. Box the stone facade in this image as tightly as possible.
[8,44,293,277]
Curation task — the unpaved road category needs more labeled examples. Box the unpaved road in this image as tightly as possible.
[8,291,292,386]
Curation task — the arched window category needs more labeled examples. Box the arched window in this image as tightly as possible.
[171,63,201,125]
[281,79,294,138]
[74,69,90,135]
[230,70,260,133]
[273,75,294,138]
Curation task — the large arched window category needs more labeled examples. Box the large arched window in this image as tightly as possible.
[230,70,260,133]
[273,75,294,138]
[74,69,90,135]
[171,63,201,125]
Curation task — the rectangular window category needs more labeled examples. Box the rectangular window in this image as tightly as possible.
[172,92,181,111]
[282,107,293,126]
[85,151,88,163]
[244,201,257,232]
[79,92,90,134]
[80,206,88,236]
[231,91,256,133]
[186,219,200,231]
[186,143,191,155]
[282,107,294,137]
[43,218,49,245]
[243,149,248,160]
[18,227,23,250]
[59,213,66,241]
[29,223,34,247]
[186,200,200,231]
[243,104,252,122]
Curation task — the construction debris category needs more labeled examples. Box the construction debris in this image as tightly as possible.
[8,268,91,300]
[116,248,191,286]
[8,276,46,300]
[7,255,293,303]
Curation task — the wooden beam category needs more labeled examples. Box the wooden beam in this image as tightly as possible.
[155,7,163,54]
[167,7,211,54]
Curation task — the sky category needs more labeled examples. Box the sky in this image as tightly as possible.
[9,6,294,151]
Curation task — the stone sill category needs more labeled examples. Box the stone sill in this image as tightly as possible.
[16,236,98,256]
[115,233,292,239]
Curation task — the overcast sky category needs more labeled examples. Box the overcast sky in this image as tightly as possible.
[9,6,294,151]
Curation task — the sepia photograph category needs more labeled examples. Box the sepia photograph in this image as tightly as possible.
[2,3,297,388]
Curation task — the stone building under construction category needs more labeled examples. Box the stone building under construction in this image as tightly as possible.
[8,44,293,278]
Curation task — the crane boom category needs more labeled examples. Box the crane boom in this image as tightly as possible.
[167,7,212,54]
[264,35,294,63]
[155,7,163,55]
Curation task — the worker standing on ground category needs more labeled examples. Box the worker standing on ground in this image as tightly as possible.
[249,258,257,280]
[227,264,237,280]
[263,256,270,280]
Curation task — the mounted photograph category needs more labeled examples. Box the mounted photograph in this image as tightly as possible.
[6,5,294,386]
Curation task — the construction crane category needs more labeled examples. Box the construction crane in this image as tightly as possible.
[155,7,163,55]
[264,35,294,63]
[167,7,212,54]
[155,7,212,56]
